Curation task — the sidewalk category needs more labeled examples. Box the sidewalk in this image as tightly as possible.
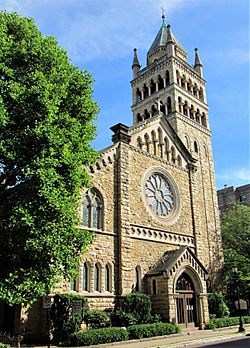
[83,324,250,348]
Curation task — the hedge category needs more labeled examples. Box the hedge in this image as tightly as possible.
[127,322,180,339]
[206,316,250,329]
[70,327,129,346]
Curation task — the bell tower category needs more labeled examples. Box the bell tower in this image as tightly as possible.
[130,16,222,284]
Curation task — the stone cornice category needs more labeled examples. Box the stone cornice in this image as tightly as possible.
[130,223,195,248]
[77,225,117,236]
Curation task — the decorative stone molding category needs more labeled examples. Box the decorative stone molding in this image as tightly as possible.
[130,224,195,247]
[89,144,118,173]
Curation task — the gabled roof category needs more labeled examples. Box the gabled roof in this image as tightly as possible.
[147,19,186,56]
[147,245,208,276]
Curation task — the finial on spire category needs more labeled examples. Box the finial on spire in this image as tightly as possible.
[194,48,203,77]
[160,5,166,23]
[132,48,140,78]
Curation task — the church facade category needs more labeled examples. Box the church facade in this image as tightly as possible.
[68,16,223,329]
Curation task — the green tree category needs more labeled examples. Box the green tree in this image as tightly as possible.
[0,12,99,305]
[221,203,250,310]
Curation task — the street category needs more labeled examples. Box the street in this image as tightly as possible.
[191,336,250,348]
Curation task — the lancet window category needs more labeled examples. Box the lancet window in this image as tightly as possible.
[82,188,103,229]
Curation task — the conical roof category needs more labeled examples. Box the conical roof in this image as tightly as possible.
[148,17,186,56]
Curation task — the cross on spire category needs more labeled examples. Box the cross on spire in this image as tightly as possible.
[160,5,166,19]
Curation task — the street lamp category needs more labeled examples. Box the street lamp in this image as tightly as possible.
[233,268,245,333]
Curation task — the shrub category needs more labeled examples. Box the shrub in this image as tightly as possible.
[84,309,110,329]
[121,293,152,324]
[50,294,88,344]
[110,308,137,327]
[127,322,180,339]
[0,344,10,348]
[208,292,230,318]
[70,327,129,346]
[206,316,250,329]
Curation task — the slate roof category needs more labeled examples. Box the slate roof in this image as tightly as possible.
[147,246,208,276]
[148,21,186,56]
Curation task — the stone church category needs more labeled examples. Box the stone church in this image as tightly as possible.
[0,15,223,338]
[72,15,223,329]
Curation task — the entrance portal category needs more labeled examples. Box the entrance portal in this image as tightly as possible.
[175,272,197,326]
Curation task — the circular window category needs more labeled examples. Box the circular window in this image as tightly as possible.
[142,167,180,224]
[145,173,174,216]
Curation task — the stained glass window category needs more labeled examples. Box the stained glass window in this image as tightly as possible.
[82,262,89,291]
[145,173,174,217]
[94,263,100,291]
[82,189,103,229]
[105,264,111,292]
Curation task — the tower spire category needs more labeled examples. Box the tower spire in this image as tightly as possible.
[132,48,140,78]
[194,48,203,77]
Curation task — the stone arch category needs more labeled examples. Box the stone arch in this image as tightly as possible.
[173,266,204,327]
[194,140,199,153]
[187,79,192,93]
[196,109,200,123]
[164,137,170,160]
[158,127,163,158]
[199,88,204,101]
[94,262,102,292]
[178,96,182,113]
[134,265,142,292]
[160,101,166,115]
[183,101,188,116]
[177,155,182,167]
[184,134,190,149]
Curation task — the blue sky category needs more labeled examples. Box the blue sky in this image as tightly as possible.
[1,0,249,189]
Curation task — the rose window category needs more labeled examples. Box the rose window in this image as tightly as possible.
[145,173,174,217]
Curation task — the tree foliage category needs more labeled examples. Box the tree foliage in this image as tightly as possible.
[0,12,99,305]
[221,203,250,307]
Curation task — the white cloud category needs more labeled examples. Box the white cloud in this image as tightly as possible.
[217,168,250,182]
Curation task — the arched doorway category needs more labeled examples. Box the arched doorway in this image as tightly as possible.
[175,272,197,326]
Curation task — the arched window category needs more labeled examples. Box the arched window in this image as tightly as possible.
[176,70,180,85]
[144,133,150,152]
[152,279,157,295]
[151,130,157,156]
[144,109,150,120]
[134,266,141,292]
[167,97,172,114]
[166,70,170,85]
[199,88,203,101]
[160,101,166,115]
[105,263,112,292]
[201,113,207,127]
[187,79,192,93]
[194,141,198,153]
[185,135,190,149]
[136,88,142,103]
[82,262,90,291]
[82,189,103,229]
[158,75,164,90]
[150,79,156,94]
[94,263,101,292]
[181,76,185,88]
[151,104,157,117]
[143,83,149,98]
[137,136,143,150]
[178,96,182,113]
[137,113,143,122]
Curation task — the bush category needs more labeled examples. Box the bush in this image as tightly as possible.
[208,292,230,318]
[0,344,10,348]
[121,293,152,324]
[110,308,137,327]
[50,294,88,344]
[70,327,129,346]
[84,309,110,329]
[206,316,250,329]
[127,322,180,339]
